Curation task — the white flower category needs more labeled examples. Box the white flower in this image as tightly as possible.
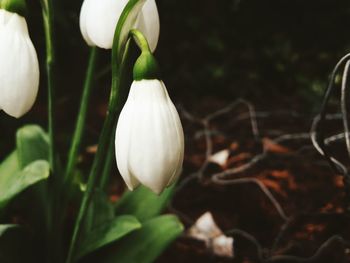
[115,79,184,194]
[79,0,160,51]
[0,9,39,118]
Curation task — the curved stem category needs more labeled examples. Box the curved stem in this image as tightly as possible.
[65,47,99,183]
[130,29,151,52]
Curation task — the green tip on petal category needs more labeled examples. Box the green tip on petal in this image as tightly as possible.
[133,51,161,81]
[1,0,27,17]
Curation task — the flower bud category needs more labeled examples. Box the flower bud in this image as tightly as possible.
[0,8,39,118]
[115,78,184,194]
[79,0,159,51]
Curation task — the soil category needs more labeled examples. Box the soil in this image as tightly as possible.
[155,99,350,263]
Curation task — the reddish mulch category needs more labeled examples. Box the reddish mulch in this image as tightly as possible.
[156,99,350,263]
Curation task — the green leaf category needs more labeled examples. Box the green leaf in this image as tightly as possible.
[0,160,50,210]
[16,125,49,169]
[115,185,175,222]
[0,151,20,179]
[76,215,141,260]
[101,215,183,263]
[84,189,115,233]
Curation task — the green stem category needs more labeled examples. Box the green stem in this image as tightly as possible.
[41,1,58,262]
[65,40,128,263]
[65,119,115,263]
[130,29,151,52]
[99,42,137,190]
[41,0,56,174]
[65,47,99,183]
[99,130,115,190]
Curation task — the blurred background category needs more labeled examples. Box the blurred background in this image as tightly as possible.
[2,0,350,155]
[1,0,350,262]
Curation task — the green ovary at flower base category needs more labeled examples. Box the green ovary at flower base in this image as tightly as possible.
[115,41,185,194]
[79,0,159,51]
[0,0,39,118]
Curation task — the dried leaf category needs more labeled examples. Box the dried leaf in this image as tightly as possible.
[262,138,290,153]
[209,149,230,167]
[187,212,234,258]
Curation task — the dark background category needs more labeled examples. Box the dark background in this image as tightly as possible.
[1,0,350,162]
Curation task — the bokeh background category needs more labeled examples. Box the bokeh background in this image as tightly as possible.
[2,0,350,157]
[1,0,350,155]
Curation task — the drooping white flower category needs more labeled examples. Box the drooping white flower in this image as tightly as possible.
[115,79,184,194]
[0,9,39,118]
[79,0,160,51]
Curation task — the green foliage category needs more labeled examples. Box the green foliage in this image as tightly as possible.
[16,125,49,169]
[0,152,20,184]
[76,215,141,260]
[115,185,175,223]
[97,215,183,263]
[0,125,51,216]
[77,183,177,260]
[83,190,115,232]
[0,160,50,211]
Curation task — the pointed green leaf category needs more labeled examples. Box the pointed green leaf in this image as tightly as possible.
[16,125,49,169]
[77,215,141,260]
[0,160,50,210]
[100,215,183,263]
[115,185,175,222]
[0,151,20,179]
[84,189,115,233]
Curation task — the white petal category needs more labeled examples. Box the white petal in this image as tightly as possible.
[0,9,16,28]
[79,0,94,46]
[115,87,140,190]
[84,0,129,49]
[127,80,183,194]
[136,0,160,52]
[158,81,184,186]
[0,13,39,118]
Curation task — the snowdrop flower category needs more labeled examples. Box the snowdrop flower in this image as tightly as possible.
[0,1,39,118]
[79,0,159,51]
[115,52,184,194]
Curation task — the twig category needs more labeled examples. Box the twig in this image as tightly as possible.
[267,235,346,263]
[173,96,350,261]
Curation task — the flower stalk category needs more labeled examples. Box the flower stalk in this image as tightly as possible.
[66,15,133,263]
[41,0,56,174]
[65,47,99,184]
[40,1,61,262]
